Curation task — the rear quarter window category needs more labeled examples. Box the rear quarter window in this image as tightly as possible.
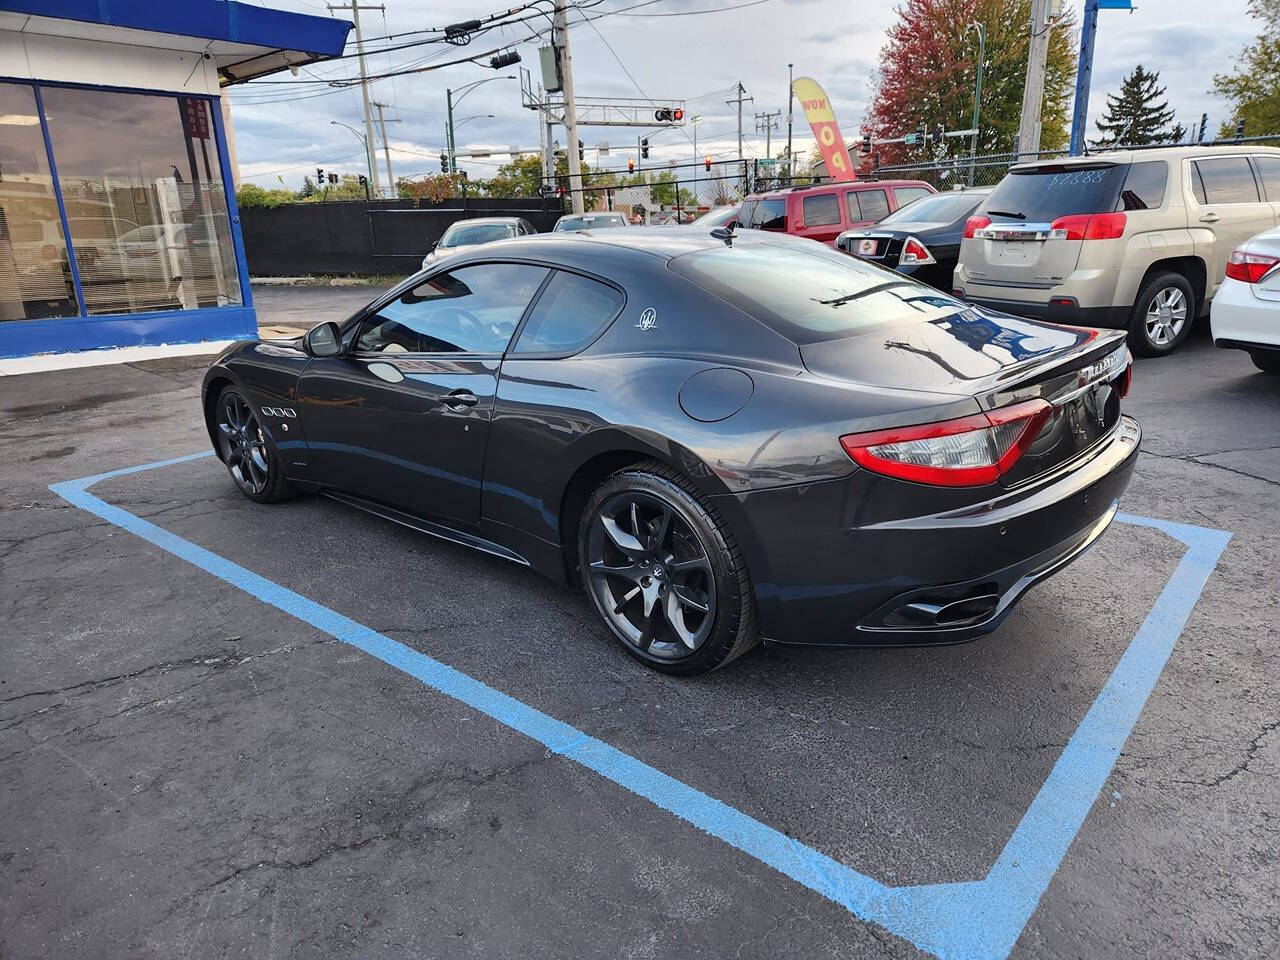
[1118,161,1168,210]
[1254,155,1280,199]
[513,271,623,354]
[742,198,786,230]
[892,186,932,208]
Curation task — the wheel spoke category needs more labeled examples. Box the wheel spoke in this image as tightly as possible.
[664,592,701,650]
[670,554,710,575]
[601,512,645,557]
[635,609,658,651]
[671,584,710,614]
[218,422,235,438]
[613,585,640,615]
[650,506,673,552]
[590,559,646,583]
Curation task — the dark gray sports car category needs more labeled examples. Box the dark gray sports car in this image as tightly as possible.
[202,227,1139,674]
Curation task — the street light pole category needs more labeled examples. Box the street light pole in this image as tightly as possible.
[786,62,794,182]
[967,22,986,185]
[445,76,514,174]
[330,120,373,189]
[554,1,584,214]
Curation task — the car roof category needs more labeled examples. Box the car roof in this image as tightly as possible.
[452,225,810,264]
[1009,144,1280,171]
[446,216,525,226]
[747,179,932,200]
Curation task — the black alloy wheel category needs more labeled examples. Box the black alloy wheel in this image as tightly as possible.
[215,387,292,503]
[580,464,758,674]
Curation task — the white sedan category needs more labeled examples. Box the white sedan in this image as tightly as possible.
[1212,227,1280,374]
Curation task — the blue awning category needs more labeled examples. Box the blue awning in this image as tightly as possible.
[0,0,353,83]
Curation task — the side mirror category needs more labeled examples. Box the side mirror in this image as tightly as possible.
[304,321,343,357]
[430,240,439,250]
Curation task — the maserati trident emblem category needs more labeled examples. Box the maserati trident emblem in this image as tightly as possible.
[636,307,657,331]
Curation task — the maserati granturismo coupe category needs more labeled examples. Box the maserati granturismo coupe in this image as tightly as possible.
[202,227,1139,674]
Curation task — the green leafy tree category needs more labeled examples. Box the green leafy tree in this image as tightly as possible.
[864,0,1077,163]
[235,183,296,209]
[1213,0,1280,137]
[1093,65,1183,147]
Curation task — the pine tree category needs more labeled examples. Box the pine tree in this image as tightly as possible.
[298,175,317,199]
[1092,65,1180,147]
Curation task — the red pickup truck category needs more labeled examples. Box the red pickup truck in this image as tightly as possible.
[738,180,936,246]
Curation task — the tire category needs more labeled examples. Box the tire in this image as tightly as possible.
[213,386,295,504]
[578,461,759,675]
[1128,272,1196,357]
[1250,350,1280,374]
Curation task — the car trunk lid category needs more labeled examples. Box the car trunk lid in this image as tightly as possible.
[800,308,1130,484]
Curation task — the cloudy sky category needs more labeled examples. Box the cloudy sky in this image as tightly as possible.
[229,0,1259,190]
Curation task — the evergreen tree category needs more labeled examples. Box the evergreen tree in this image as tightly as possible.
[1093,65,1180,147]
[298,175,317,199]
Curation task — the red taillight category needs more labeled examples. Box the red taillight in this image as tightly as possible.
[901,237,934,264]
[1116,358,1132,398]
[839,399,1053,487]
[1225,248,1280,284]
[963,215,991,239]
[1048,211,1126,241]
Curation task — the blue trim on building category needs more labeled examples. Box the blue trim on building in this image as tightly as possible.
[210,90,255,320]
[0,307,255,359]
[0,0,350,55]
[32,83,87,316]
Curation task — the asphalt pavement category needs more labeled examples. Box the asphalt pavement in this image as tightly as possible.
[1,306,1277,960]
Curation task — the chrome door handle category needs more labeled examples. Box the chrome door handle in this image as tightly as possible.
[1199,212,1220,223]
[440,389,479,409]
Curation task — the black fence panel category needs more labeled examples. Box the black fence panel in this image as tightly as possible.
[240,197,559,276]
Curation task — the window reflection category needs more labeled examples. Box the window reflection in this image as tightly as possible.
[41,87,241,316]
[0,84,77,321]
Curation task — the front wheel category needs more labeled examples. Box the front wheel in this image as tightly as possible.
[214,386,294,503]
[1250,349,1280,374]
[1128,272,1195,357]
[578,463,759,675]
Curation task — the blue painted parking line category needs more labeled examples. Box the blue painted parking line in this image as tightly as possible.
[50,454,1230,960]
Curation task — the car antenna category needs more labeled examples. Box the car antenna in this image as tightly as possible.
[710,224,735,246]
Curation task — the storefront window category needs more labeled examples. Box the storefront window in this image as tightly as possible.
[0,84,77,321]
[41,87,241,316]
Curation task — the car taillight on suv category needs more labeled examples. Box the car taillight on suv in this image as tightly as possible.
[1225,248,1280,283]
[1046,212,1127,241]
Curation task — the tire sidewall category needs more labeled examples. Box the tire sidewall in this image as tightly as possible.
[215,385,289,504]
[578,469,747,675]
[1129,272,1195,357]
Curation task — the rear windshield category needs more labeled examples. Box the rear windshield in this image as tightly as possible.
[669,240,963,344]
[441,222,515,246]
[555,215,625,231]
[878,191,983,224]
[739,198,787,230]
[985,164,1126,222]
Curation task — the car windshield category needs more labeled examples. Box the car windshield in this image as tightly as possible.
[670,240,963,344]
[877,192,983,225]
[440,222,516,247]
[985,164,1127,222]
[556,215,624,231]
[691,206,738,227]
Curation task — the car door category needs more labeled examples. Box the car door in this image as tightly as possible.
[1187,155,1277,296]
[296,261,550,526]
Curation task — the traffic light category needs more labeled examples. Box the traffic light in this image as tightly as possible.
[860,135,872,154]
[578,139,584,161]
[628,158,635,173]
[327,173,338,184]
[316,167,324,182]
[440,152,448,172]
[654,107,684,123]
[1235,118,1246,140]
[358,175,368,186]
[704,155,712,171]
[640,137,650,159]
[917,125,926,145]
[934,123,945,144]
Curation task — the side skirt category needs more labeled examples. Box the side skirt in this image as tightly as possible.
[322,491,530,567]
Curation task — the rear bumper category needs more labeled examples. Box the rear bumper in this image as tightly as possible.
[726,415,1141,647]
[1211,276,1280,350]
[957,293,1131,329]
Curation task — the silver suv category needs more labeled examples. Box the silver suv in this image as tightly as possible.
[954,146,1280,355]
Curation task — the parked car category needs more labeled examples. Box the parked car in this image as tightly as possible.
[1210,226,1280,373]
[553,212,629,231]
[835,188,991,290]
[423,217,537,269]
[689,206,740,228]
[954,145,1280,357]
[737,180,936,246]
[203,228,1138,675]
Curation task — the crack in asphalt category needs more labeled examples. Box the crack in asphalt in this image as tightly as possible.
[1174,718,1280,790]
[1139,450,1280,489]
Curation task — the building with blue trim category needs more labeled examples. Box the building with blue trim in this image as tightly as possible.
[0,0,351,358]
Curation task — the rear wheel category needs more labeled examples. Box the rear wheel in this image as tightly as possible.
[578,463,758,675]
[1128,272,1195,357]
[1250,349,1280,374]
[214,386,294,503]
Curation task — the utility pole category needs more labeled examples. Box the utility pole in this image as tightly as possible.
[554,1,584,214]
[786,63,794,181]
[371,101,398,197]
[1015,0,1052,160]
[726,82,753,161]
[328,2,385,198]
[754,110,781,158]
[446,88,457,173]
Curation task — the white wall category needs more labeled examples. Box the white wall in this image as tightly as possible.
[0,29,222,96]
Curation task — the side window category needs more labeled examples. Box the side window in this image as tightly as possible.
[1118,161,1168,210]
[855,189,890,221]
[1253,156,1280,200]
[357,263,549,355]
[513,271,624,354]
[1193,157,1260,204]
[802,193,841,226]
[893,187,932,208]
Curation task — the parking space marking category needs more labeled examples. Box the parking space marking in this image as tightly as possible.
[50,453,1230,960]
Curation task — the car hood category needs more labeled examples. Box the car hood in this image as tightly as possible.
[799,306,1118,398]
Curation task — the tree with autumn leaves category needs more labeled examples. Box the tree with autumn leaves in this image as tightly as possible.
[863,0,1077,164]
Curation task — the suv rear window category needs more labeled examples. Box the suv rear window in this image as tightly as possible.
[985,164,1126,222]
[669,240,961,344]
[740,198,786,230]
